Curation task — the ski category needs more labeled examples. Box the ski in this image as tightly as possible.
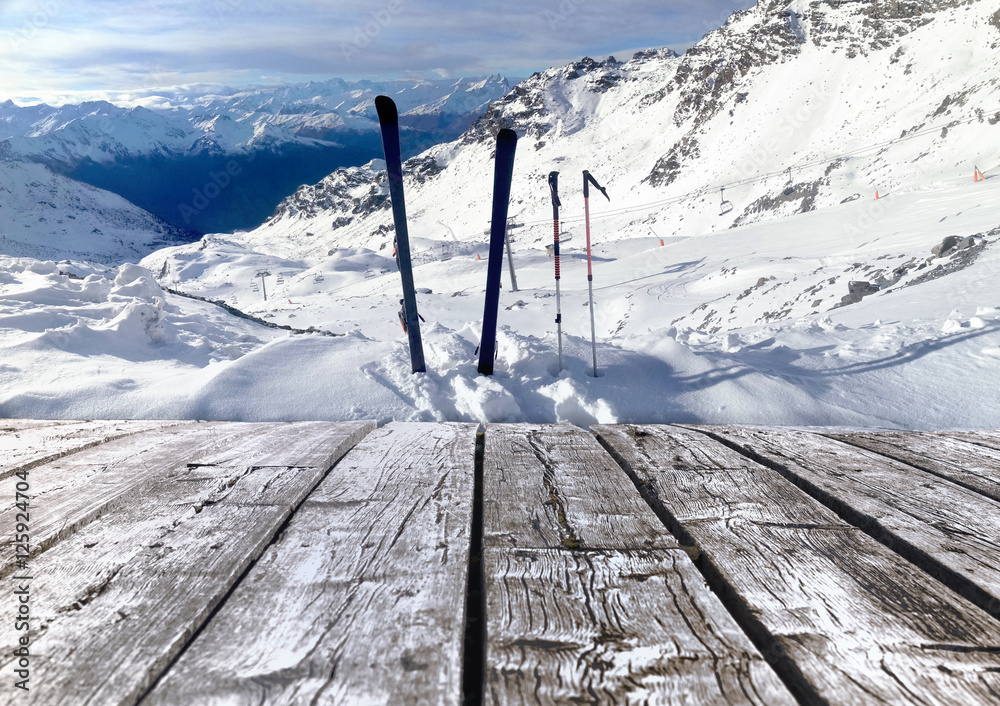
[375,95,426,374]
[477,129,518,375]
[583,170,610,377]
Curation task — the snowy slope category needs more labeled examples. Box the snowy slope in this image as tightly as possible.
[0,160,193,263]
[3,168,994,427]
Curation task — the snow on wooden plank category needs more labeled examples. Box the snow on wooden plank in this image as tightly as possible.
[0,420,371,706]
[829,430,1000,503]
[181,420,375,468]
[144,422,477,706]
[933,429,1000,453]
[484,425,793,705]
[0,421,277,579]
[0,418,182,480]
[595,424,1000,705]
[701,425,1000,612]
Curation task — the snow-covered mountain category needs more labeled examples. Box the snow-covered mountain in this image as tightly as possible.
[245,0,1000,259]
[0,160,194,264]
[3,0,1000,428]
[0,75,511,234]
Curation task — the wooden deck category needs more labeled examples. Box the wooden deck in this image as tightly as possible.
[2,420,999,705]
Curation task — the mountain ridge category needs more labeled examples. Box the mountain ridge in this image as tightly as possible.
[241,0,1000,261]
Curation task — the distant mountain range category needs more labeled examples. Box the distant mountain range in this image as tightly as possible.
[0,75,512,235]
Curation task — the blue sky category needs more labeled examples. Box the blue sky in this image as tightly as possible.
[0,0,755,104]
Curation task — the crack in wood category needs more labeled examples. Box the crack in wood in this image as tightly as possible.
[525,431,582,551]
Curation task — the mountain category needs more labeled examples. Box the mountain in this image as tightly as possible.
[3,1,1000,429]
[0,159,194,264]
[242,0,1000,260]
[0,76,512,234]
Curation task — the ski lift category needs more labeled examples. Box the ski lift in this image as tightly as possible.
[719,186,733,216]
[783,167,794,196]
[276,274,285,285]
[314,274,325,283]
[380,266,390,274]
[364,268,376,279]
[545,230,573,256]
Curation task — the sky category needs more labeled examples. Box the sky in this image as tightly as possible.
[0,0,755,105]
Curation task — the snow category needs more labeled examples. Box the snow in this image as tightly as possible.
[2,1,999,430]
[1,165,998,428]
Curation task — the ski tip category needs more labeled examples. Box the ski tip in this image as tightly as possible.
[497,128,517,144]
[375,95,398,124]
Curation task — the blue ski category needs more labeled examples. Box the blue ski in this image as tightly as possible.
[375,95,426,374]
[477,129,518,375]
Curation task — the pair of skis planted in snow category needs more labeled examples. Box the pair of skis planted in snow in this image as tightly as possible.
[375,95,517,376]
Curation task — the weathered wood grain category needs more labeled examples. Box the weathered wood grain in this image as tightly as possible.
[595,424,1000,705]
[0,418,180,480]
[143,422,478,706]
[0,421,274,578]
[484,425,793,705]
[701,425,1000,612]
[829,430,1000,503]
[0,420,372,706]
[483,424,677,550]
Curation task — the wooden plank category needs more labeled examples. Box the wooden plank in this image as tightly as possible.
[829,430,1000,503]
[0,420,372,706]
[933,429,1000,453]
[144,422,478,706]
[183,420,375,468]
[483,424,677,550]
[484,424,794,705]
[0,419,182,480]
[0,421,277,579]
[700,425,1000,611]
[595,424,1000,705]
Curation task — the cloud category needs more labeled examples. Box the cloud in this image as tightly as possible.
[0,0,755,102]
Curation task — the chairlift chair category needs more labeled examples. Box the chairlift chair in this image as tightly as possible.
[783,167,794,196]
[719,187,733,216]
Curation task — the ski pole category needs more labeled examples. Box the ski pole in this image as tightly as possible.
[504,223,518,292]
[548,171,563,372]
[583,170,609,377]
